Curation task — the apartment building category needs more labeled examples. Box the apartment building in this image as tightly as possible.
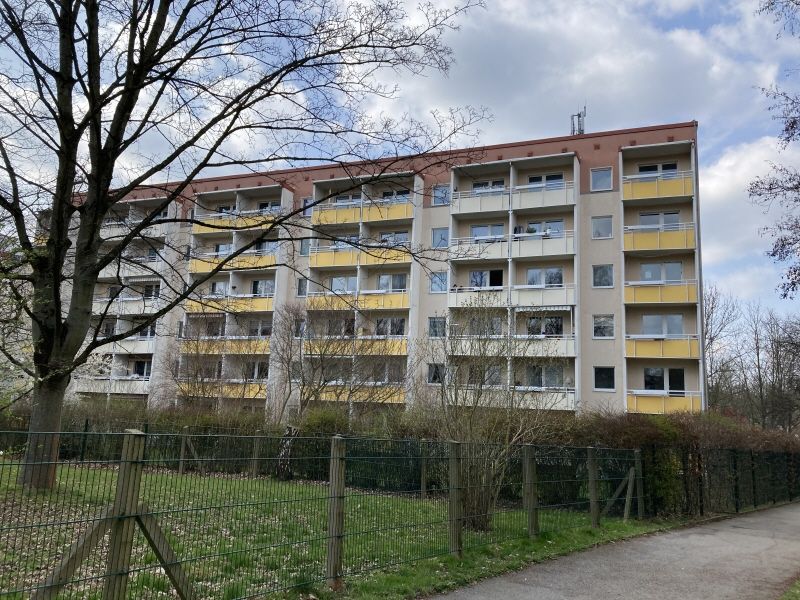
[72,121,705,415]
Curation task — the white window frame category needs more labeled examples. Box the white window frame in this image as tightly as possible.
[593,366,616,392]
[432,184,451,206]
[591,216,613,239]
[592,264,614,288]
[430,271,447,293]
[590,167,613,192]
[431,227,449,248]
[592,315,615,339]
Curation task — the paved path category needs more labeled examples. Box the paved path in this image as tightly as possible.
[434,503,800,599]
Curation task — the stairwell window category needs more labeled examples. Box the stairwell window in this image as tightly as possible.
[433,185,451,206]
[296,278,307,297]
[432,227,449,248]
[591,216,613,239]
[590,167,613,192]
[429,317,446,337]
[430,271,447,293]
[592,264,614,288]
[428,363,445,384]
[593,366,615,391]
[593,315,615,339]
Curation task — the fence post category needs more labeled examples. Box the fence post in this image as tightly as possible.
[103,429,146,600]
[587,447,600,529]
[732,450,741,513]
[751,450,758,508]
[178,426,189,476]
[326,435,346,591]
[634,449,645,519]
[448,441,463,557]
[79,418,90,463]
[419,439,427,500]
[250,430,262,478]
[523,445,539,538]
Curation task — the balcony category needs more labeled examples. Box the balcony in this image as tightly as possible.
[178,380,268,399]
[362,199,413,222]
[306,292,358,310]
[510,232,574,258]
[73,376,150,396]
[511,181,575,211]
[184,294,274,313]
[311,202,361,225]
[513,387,576,411]
[450,188,510,215]
[450,237,508,262]
[180,337,270,355]
[626,391,702,414]
[227,252,277,270]
[92,296,162,315]
[448,335,507,356]
[111,337,156,354]
[624,280,698,304]
[448,286,507,308]
[624,223,696,252]
[99,257,162,280]
[625,335,700,359]
[513,335,576,357]
[309,246,359,268]
[318,384,405,404]
[359,290,410,310]
[511,284,576,306]
[303,336,407,356]
[188,253,227,274]
[192,208,283,234]
[622,171,694,201]
[359,248,411,266]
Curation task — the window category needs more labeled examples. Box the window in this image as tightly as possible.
[590,167,613,192]
[376,317,405,336]
[521,219,564,237]
[525,365,564,388]
[528,173,565,190]
[251,279,275,296]
[642,314,684,337]
[214,243,232,255]
[669,368,686,394]
[296,278,307,297]
[592,216,613,239]
[640,262,683,283]
[378,273,407,291]
[594,367,615,391]
[99,320,116,337]
[433,185,450,206]
[293,319,306,339]
[639,211,680,230]
[472,179,505,192]
[133,360,152,378]
[470,224,504,240]
[644,367,665,391]
[302,197,313,217]
[593,315,614,339]
[107,285,122,298]
[592,265,614,288]
[328,318,355,337]
[430,271,447,293]
[469,269,503,287]
[210,280,227,296]
[381,188,410,201]
[245,360,269,380]
[217,205,233,214]
[330,276,357,293]
[469,365,502,386]
[526,267,563,287]
[429,317,446,337]
[334,192,361,204]
[259,200,281,213]
[638,162,679,180]
[299,238,310,256]
[143,283,160,298]
[248,319,272,337]
[428,363,445,384]
[469,316,503,336]
[254,240,279,254]
[137,322,157,339]
[380,230,409,244]
[206,319,224,337]
[527,315,563,336]
[432,228,449,248]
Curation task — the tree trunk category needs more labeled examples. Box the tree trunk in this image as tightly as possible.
[18,375,70,489]
[276,425,299,481]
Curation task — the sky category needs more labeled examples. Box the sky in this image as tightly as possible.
[379,0,800,311]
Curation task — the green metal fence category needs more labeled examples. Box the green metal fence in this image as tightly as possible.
[0,431,643,598]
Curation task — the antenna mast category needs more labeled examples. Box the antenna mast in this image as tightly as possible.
[571,105,586,136]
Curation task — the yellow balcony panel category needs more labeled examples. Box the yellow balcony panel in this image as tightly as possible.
[189,255,225,274]
[623,225,696,252]
[622,172,694,201]
[624,281,698,304]
[306,293,358,310]
[227,295,274,312]
[180,337,270,355]
[362,201,413,222]
[318,384,405,404]
[626,392,702,414]
[309,248,359,268]
[311,205,361,225]
[191,215,236,234]
[184,297,226,313]
[179,381,268,399]
[227,253,277,270]
[360,248,411,265]
[359,291,410,310]
[625,337,700,359]
[303,337,407,356]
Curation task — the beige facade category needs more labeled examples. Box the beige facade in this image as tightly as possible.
[72,122,705,415]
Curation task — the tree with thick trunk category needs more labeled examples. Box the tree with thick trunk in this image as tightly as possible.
[0,0,484,488]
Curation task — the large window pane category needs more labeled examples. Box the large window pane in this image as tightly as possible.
[527,316,543,335]
[668,368,686,394]
[526,365,543,387]
[527,268,543,286]
[644,367,665,391]
[639,213,660,228]
[594,367,614,390]
[642,315,662,335]
[664,262,683,281]
[665,314,683,335]
[545,267,563,286]
[430,272,447,293]
[591,167,612,191]
[593,315,614,338]
[593,264,613,287]
[663,212,680,227]
[592,216,612,239]
[544,365,564,387]
[544,316,563,336]
[429,317,446,337]
[433,185,450,206]
[432,227,449,248]
[640,263,661,281]
[470,270,488,287]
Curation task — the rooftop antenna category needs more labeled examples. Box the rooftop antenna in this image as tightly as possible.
[571,105,586,136]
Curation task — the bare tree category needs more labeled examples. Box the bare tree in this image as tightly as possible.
[0,0,485,486]
[703,283,741,410]
[416,295,567,530]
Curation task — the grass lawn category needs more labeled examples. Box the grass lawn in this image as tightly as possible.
[0,460,680,599]
[782,579,800,600]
